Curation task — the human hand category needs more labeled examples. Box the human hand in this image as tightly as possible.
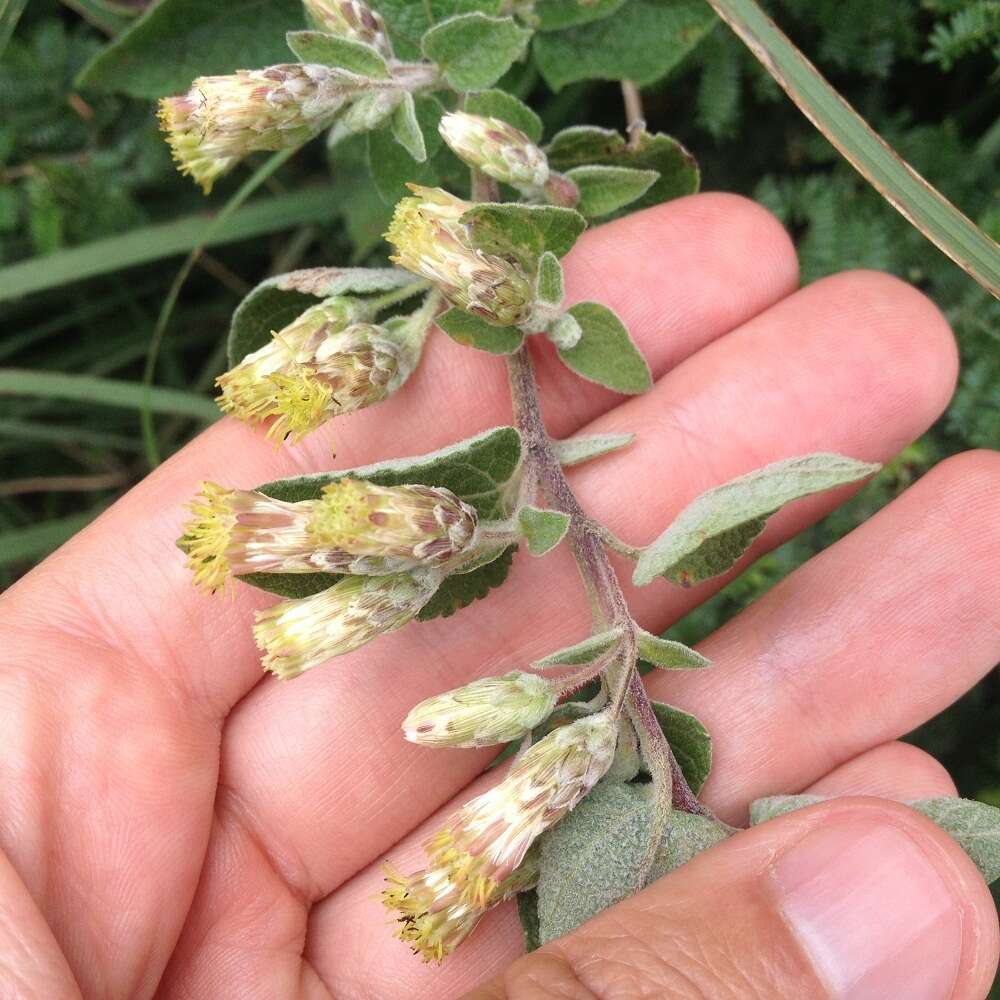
[1,194,997,999]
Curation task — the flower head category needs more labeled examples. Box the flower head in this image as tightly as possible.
[403,671,556,748]
[178,479,477,593]
[217,299,415,441]
[438,111,549,193]
[158,65,352,192]
[382,711,617,959]
[385,185,535,327]
[303,0,393,57]
[254,570,439,678]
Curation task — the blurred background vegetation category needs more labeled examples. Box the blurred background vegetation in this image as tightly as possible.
[1,0,997,926]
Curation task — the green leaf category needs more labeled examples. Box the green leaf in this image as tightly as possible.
[1,187,347,305]
[547,127,700,215]
[533,628,623,667]
[519,506,571,556]
[0,369,219,423]
[534,0,626,31]
[461,202,587,264]
[391,93,427,162]
[705,0,1000,297]
[565,165,659,218]
[552,432,635,467]
[910,799,1000,884]
[557,302,652,394]
[534,0,717,91]
[516,888,542,952]
[749,795,822,826]
[0,509,106,570]
[417,544,517,620]
[465,89,543,143]
[422,13,531,91]
[749,795,1000,885]
[633,454,881,587]
[650,701,712,794]
[637,630,711,670]
[77,0,304,99]
[366,95,447,204]
[285,30,390,77]
[375,0,503,60]
[436,307,525,354]
[535,251,564,307]
[242,427,523,605]
[227,267,421,366]
[535,782,731,943]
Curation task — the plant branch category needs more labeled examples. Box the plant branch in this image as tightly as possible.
[620,80,645,149]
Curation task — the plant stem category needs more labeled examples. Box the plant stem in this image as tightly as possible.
[621,80,645,150]
[507,345,710,819]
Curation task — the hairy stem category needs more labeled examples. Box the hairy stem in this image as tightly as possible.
[507,346,708,818]
[621,79,645,150]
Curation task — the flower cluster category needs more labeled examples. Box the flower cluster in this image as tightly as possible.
[215,298,420,442]
[383,711,618,961]
[304,0,393,57]
[158,65,355,192]
[386,185,535,327]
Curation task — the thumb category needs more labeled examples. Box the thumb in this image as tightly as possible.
[468,797,999,1000]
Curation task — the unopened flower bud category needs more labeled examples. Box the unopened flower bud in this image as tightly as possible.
[216,299,416,442]
[403,671,556,748]
[303,0,393,58]
[178,478,478,593]
[159,65,354,192]
[254,570,440,678]
[385,185,535,327]
[382,711,617,959]
[438,111,549,193]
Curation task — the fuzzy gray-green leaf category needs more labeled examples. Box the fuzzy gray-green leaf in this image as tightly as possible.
[534,0,626,31]
[535,782,731,943]
[547,127,700,216]
[227,267,422,366]
[285,30,390,77]
[637,629,711,670]
[633,453,880,587]
[552,432,635,467]
[519,506,571,556]
[557,302,652,394]
[390,92,427,162]
[749,794,823,826]
[535,251,564,307]
[465,89,543,142]
[367,95,447,204]
[911,798,1000,884]
[461,202,587,263]
[421,13,531,91]
[436,307,525,354]
[650,701,712,793]
[533,627,623,667]
[565,165,659,218]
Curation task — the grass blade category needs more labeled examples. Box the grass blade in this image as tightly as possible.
[0,0,27,54]
[704,0,1000,297]
[0,369,220,422]
[0,509,104,569]
[0,182,340,303]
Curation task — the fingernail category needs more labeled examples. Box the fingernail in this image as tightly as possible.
[770,819,962,1000]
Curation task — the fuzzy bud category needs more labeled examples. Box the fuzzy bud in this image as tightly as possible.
[385,184,535,327]
[402,671,556,748]
[382,711,617,960]
[158,65,354,192]
[254,570,440,679]
[178,478,478,593]
[216,299,416,442]
[438,111,549,193]
[303,0,393,58]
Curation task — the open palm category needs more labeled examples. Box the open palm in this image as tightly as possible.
[2,194,998,1000]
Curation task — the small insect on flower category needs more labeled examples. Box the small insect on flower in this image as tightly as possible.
[303,0,393,58]
[383,711,617,960]
[254,569,440,678]
[216,299,418,442]
[158,65,354,192]
[385,184,535,327]
[402,671,556,748]
[178,479,477,593]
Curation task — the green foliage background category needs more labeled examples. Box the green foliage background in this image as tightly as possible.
[1,0,997,930]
